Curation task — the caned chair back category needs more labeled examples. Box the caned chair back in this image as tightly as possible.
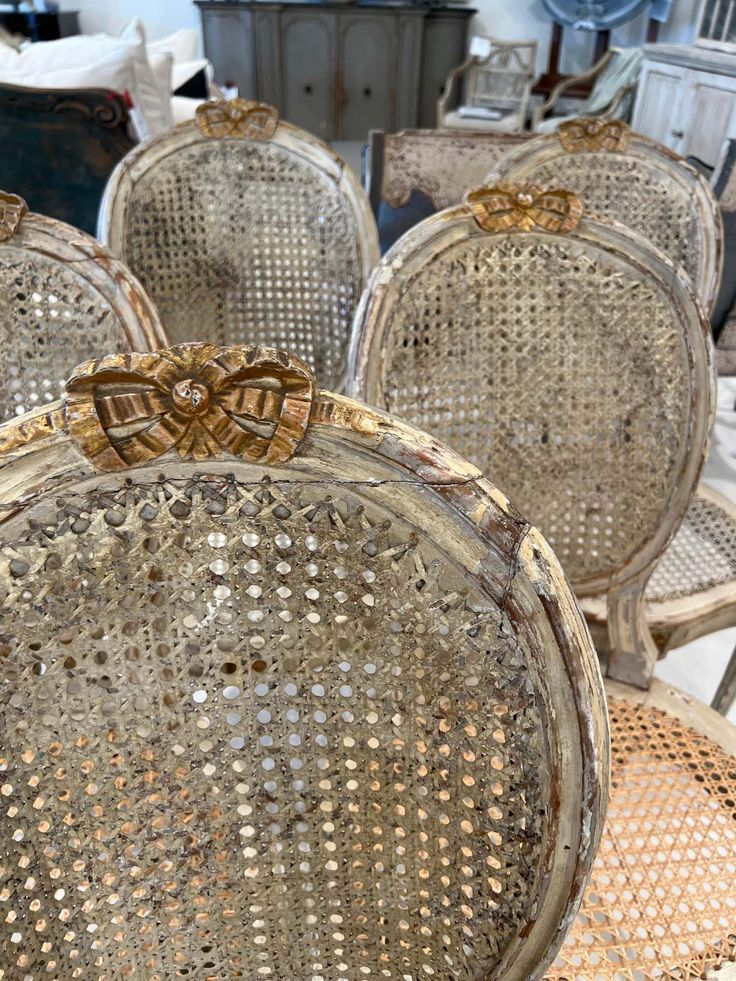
[348,183,715,679]
[466,39,537,114]
[0,191,165,424]
[99,100,380,389]
[0,343,608,980]
[490,121,723,313]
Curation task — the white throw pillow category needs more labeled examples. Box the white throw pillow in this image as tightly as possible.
[0,41,18,70]
[149,50,174,125]
[0,48,135,115]
[171,57,211,93]
[148,27,199,66]
[171,94,203,125]
[119,17,172,134]
[11,25,171,139]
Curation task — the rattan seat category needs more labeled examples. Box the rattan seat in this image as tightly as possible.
[98,99,380,390]
[490,120,723,314]
[547,678,736,981]
[0,342,608,979]
[0,191,164,424]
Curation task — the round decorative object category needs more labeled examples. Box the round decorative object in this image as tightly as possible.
[541,0,653,30]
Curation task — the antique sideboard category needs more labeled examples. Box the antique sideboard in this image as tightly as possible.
[195,0,475,139]
[632,42,736,169]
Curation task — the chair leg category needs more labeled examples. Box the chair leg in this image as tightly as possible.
[711,642,736,715]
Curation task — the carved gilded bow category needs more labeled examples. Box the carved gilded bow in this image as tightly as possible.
[64,344,315,472]
[196,98,279,140]
[0,191,28,242]
[558,118,631,153]
[466,183,583,234]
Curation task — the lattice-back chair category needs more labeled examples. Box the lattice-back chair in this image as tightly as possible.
[365,128,531,252]
[0,190,166,424]
[0,341,608,979]
[348,183,736,979]
[99,99,380,390]
[490,120,724,314]
[437,37,537,133]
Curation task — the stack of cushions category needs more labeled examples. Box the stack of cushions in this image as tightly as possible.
[0,20,210,141]
[148,27,213,126]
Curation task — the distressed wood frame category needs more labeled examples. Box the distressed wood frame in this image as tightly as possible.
[0,342,609,981]
[347,190,715,689]
[490,121,724,315]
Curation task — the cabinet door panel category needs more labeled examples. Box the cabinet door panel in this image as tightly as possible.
[338,14,398,140]
[632,63,685,150]
[419,13,468,128]
[682,72,736,168]
[201,9,255,97]
[281,12,336,140]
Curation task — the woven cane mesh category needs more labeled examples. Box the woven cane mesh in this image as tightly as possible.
[547,698,736,981]
[646,494,736,604]
[0,473,550,979]
[376,232,691,585]
[0,248,128,423]
[120,140,362,387]
[381,132,530,211]
[510,155,701,287]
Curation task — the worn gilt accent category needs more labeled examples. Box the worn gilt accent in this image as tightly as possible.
[466,183,583,233]
[63,343,315,471]
[558,118,631,153]
[0,191,28,242]
[196,98,279,140]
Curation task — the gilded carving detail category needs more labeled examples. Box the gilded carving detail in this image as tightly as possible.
[558,118,631,154]
[0,191,28,242]
[196,98,279,140]
[466,183,583,234]
[64,343,315,471]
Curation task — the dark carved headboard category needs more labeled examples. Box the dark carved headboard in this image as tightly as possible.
[0,83,136,234]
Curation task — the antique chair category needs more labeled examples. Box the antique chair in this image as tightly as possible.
[437,37,538,134]
[99,98,380,390]
[0,82,136,235]
[532,46,644,134]
[347,182,736,977]
[0,190,165,424]
[0,341,608,978]
[491,119,723,315]
[365,128,531,252]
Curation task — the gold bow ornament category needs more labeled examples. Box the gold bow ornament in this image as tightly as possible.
[558,118,631,154]
[466,183,583,234]
[64,343,315,472]
[196,98,279,140]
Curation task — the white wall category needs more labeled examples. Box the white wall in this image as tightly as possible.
[60,0,702,72]
[58,0,200,41]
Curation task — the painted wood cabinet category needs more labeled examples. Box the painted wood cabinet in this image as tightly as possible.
[632,43,736,168]
[196,0,474,140]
